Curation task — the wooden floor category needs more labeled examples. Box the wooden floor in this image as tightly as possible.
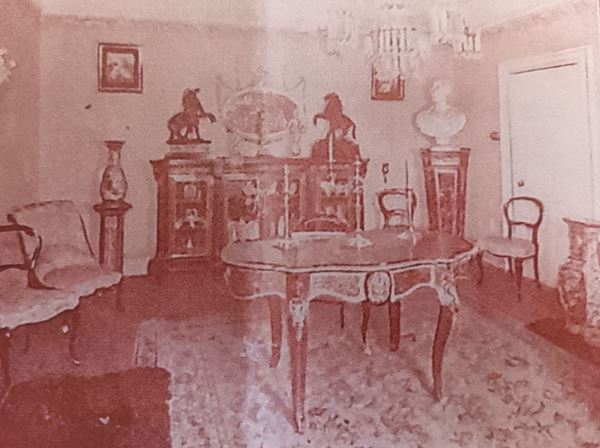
[0,263,572,390]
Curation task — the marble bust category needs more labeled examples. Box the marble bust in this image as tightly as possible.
[416,80,466,149]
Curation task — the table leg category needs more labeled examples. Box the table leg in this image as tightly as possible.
[268,296,282,368]
[0,328,11,389]
[432,305,454,401]
[361,301,371,345]
[65,309,82,366]
[115,281,125,313]
[389,301,401,351]
[286,273,309,433]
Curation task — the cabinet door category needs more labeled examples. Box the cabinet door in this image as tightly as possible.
[168,172,214,258]
[311,165,361,230]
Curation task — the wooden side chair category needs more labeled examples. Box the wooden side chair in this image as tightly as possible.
[377,188,417,230]
[299,215,351,329]
[475,196,544,300]
[363,187,419,351]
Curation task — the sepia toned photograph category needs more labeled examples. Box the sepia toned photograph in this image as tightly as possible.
[1,1,600,447]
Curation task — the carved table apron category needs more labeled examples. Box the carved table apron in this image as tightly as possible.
[221,229,476,433]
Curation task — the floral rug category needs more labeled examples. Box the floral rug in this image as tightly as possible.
[134,299,600,448]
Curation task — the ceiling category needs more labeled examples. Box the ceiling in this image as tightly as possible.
[31,0,571,30]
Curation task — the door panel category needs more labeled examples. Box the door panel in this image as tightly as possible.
[507,60,593,286]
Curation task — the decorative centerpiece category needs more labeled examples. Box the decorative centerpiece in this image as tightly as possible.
[221,88,304,158]
[166,88,216,154]
[416,80,466,150]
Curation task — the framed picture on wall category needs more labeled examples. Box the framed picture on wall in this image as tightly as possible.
[98,43,143,93]
[370,65,405,101]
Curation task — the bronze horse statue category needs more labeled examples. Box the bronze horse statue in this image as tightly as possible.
[312,93,356,141]
[167,88,216,144]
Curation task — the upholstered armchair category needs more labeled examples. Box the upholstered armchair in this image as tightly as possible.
[0,224,80,388]
[8,200,123,308]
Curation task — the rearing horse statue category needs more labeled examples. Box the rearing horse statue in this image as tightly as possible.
[167,88,216,144]
[312,93,356,141]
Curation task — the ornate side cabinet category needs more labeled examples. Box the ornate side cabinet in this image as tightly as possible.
[148,154,368,275]
[421,148,470,237]
[148,156,215,274]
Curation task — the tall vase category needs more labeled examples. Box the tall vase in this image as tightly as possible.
[100,140,128,203]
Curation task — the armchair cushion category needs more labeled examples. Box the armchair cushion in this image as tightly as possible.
[43,264,121,297]
[477,236,535,259]
[0,269,80,330]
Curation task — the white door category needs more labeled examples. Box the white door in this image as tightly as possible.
[500,47,597,287]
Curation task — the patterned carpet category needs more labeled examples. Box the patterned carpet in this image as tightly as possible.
[0,368,171,448]
[135,299,600,448]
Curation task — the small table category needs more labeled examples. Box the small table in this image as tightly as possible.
[221,229,476,432]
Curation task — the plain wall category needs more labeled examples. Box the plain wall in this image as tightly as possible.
[3,1,599,275]
[37,15,453,273]
[452,0,600,242]
[0,0,41,220]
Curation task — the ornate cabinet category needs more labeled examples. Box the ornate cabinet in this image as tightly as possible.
[148,155,368,275]
[148,156,215,274]
[421,148,470,237]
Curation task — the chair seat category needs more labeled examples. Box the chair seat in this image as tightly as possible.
[42,264,122,297]
[477,236,536,259]
[0,270,80,330]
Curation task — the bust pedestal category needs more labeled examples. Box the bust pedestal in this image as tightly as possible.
[93,201,132,273]
[558,218,600,346]
[421,148,470,237]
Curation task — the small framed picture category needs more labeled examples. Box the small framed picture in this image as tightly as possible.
[370,65,405,101]
[98,43,142,93]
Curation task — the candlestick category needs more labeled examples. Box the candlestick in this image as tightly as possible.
[328,132,334,164]
[283,164,290,239]
[354,158,362,231]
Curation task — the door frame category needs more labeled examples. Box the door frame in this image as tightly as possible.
[498,45,599,220]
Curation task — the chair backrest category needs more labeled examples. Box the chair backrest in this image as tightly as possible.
[0,224,46,288]
[8,200,94,258]
[503,196,544,246]
[377,188,417,229]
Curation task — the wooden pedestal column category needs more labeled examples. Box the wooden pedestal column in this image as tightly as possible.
[421,148,470,237]
[93,200,132,273]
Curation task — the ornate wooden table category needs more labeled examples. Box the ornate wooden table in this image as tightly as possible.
[221,229,476,432]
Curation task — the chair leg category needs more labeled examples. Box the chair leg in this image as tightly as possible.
[475,251,484,285]
[23,330,31,355]
[115,281,125,313]
[361,301,371,345]
[0,329,12,389]
[388,301,401,352]
[64,309,82,366]
[533,254,541,289]
[514,259,524,301]
[339,304,345,330]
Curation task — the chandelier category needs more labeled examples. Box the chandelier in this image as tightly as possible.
[318,1,482,79]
